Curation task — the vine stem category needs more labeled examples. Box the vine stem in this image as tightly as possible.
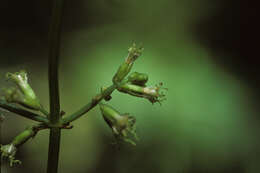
[47,0,64,173]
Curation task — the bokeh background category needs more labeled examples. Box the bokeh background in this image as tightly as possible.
[0,0,259,173]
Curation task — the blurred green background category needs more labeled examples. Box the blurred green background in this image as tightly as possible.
[0,0,259,173]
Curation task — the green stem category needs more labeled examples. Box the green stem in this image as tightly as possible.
[47,0,64,173]
[12,123,48,147]
[47,128,61,173]
[0,100,49,123]
[48,0,63,123]
[63,84,116,124]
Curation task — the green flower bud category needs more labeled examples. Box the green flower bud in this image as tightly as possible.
[118,82,167,104]
[0,143,21,167]
[5,70,41,110]
[6,70,28,93]
[127,72,148,86]
[99,103,138,145]
[113,43,144,84]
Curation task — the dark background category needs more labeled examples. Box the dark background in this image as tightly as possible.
[1,0,259,173]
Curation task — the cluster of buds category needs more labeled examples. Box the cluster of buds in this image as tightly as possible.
[100,43,167,145]
[112,43,167,104]
[2,70,41,110]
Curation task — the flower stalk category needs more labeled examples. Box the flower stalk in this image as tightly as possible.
[0,124,47,167]
[62,84,116,124]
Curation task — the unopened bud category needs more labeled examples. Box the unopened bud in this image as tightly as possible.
[127,72,148,86]
[113,43,144,84]
[5,70,41,110]
[99,103,138,145]
[118,82,167,104]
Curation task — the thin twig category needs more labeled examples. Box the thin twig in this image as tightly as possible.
[12,123,48,147]
[0,100,49,123]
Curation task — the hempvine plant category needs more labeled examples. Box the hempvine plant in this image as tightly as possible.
[0,0,167,173]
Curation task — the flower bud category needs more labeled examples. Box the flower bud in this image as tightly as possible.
[5,70,41,110]
[127,72,148,86]
[0,143,21,166]
[118,82,167,104]
[99,103,138,145]
[113,43,144,84]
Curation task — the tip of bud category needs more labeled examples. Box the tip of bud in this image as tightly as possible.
[113,43,144,84]
[145,82,168,104]
[0,143,21,167]
[127,43,144,63]
[6,70,28,84]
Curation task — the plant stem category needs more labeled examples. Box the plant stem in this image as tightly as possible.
[48,1,63,123]
[47,0,64,173]
[0,100,49,123]
[63,84,116,124]
[12,123,48,147]
[47,127,61,173]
